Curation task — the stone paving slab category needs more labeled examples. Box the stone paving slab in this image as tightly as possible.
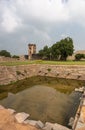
[15,112,30,123]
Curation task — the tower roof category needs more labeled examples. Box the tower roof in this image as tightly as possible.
[28,44,36,46]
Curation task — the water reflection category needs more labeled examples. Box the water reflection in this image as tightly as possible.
[0,85,81,126]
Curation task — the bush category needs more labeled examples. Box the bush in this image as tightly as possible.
[12,55,19,59]
[16,71,22,75]
[0,50,11,57]
[75,54,85,61]
[47,68,51,72]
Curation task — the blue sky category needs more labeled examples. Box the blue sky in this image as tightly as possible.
[0,0,85,55]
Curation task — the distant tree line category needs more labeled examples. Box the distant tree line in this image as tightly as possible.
[0,50,11,57]
[0,50,19,59]
[38,37,74,61]
[0,38,85,61]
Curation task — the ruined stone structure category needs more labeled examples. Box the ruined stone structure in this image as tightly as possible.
[28,44,36,60]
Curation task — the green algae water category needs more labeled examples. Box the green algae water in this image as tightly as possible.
[0,76,85,126]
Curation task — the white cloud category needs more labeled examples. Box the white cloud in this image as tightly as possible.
[1,9,19,32]
[0,0,85,54]
[14,0,69,23]
[1,0,85,32]
[13,0,85,26]
[0,1,21,33]
[66,0,85,26]
[61,34,69,38]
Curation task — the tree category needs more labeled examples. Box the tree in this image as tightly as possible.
[38,45,51,60]
[12,55,19,59]
[0,50,11,57]
[51,37,74,61]
[58,37,74,61]
[38,37,74,61]
[51,42,60,60]
[75,54,85,61]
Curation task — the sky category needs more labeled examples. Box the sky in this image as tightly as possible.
[0,0,85,55]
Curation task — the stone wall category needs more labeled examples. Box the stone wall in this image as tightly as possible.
[0,64,85,85]
[0,56,19,62]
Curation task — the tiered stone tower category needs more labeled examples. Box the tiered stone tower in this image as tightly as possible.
[28,44,36,60]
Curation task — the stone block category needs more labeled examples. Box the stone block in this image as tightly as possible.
[36,120,44,128]
[68,117,74,126]
[7,108,16,114]
[24,120,37,126]
[24,120,44,128]
[15,112,30,123]
[43,122,70,130]
[0,105,5,109]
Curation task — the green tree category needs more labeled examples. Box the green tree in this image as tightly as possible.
[51,42,60,60]
[58,37,74,61]
[75,54,85,61]
[0,50,11,57]
[38,45,51,60]
[12,55,19,59]
[38,37,74,61]
[51,37,74,61]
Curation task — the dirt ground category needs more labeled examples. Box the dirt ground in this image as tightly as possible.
[0,108,40,130]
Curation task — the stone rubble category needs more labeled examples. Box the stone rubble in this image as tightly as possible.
[24,120,38,126]
[43,122,70,130]
[0,105,71,130]
[0,106,39,130]
[0,105,5,109]
[36,121,44,129]
[15,112,30,123]
[24,120,44,129]
[7,108,16,114]
[75,86,85,93]
[68,117,74,127]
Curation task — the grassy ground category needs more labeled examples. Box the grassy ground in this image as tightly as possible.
[0,60,85,66]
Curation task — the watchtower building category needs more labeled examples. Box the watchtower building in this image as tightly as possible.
[28,44,36,60]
